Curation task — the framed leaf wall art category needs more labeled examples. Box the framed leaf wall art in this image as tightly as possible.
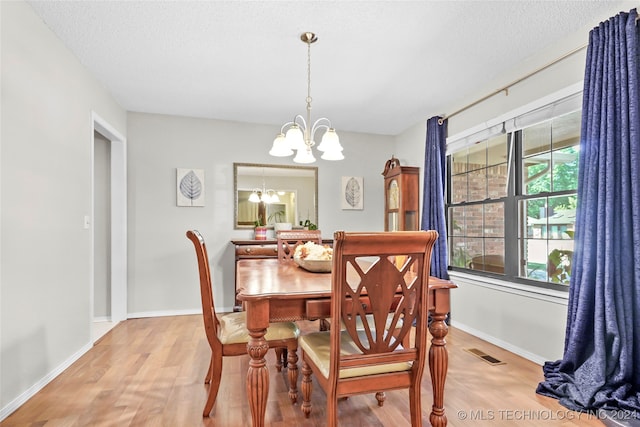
[341,176,363,210]
[177,168,205,207]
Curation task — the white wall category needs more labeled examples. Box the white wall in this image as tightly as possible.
[0,0,127,417]
[126,112,394,316]
[394,2,636,364]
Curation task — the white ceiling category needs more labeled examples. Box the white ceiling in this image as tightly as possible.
[26,1,635,136]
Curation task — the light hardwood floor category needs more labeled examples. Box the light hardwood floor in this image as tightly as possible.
[2,315,604,427]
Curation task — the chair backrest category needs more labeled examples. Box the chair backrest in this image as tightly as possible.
[186,230,221,349]
[329,231,438,372]
[276,230,323,262]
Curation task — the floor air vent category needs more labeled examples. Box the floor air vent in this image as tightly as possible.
[464,348,505,365]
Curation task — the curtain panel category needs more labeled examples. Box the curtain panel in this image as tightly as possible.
[537,9,640,415]
[421,116,449,279]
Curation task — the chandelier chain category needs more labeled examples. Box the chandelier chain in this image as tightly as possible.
[306,40,312,111]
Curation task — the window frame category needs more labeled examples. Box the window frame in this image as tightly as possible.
[446,113,579,292]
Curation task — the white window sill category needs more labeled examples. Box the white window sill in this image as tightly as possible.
[448,271,570,305]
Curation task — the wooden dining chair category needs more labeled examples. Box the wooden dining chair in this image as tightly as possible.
[186,230,300,416]
[299,230,438,427]
[276,229,323,262]
[274,229,325,364]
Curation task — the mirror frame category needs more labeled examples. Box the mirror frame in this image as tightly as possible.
[233,162,318,230]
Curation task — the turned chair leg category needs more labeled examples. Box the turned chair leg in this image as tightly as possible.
[375,391,386,406]
[274,347,289,372]
[287,344,299,403]
[301,361,313,418]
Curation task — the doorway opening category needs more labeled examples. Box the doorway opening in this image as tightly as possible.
[91,113,127,342]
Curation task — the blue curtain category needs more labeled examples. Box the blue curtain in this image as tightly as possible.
[536,9,640,414]
[422,116,449,280]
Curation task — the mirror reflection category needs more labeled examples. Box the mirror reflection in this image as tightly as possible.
[234,163,318,229]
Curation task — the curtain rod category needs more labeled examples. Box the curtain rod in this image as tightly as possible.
[438,43,588,125]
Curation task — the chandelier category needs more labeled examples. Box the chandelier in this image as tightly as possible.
[248,173,280,204]
[269,32,344,164]
[248,188,279,204]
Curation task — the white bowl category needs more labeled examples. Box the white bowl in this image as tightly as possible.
[294,257,332,273]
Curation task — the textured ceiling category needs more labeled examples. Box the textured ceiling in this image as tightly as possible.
[26,1,636,136]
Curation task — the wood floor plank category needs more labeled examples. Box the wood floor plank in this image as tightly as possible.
[1,315,604,426]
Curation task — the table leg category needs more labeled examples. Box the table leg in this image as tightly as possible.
[429,289,450,427]
[245,300,270,427]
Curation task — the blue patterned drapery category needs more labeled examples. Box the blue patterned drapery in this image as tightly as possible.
[537,9,640,415]
[421,116,449,279]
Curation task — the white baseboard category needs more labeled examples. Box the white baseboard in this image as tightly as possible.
[0,342,92,421]
[92,315,112,322]
[127,308,204,319]
[451,320,548,366]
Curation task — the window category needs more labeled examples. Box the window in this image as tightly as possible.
[449,134,507,273]
[447,109,580,290]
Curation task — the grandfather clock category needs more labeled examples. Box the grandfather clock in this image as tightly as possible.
[382,156,420,231]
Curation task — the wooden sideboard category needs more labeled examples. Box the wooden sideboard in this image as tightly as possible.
[230,239,332,311]
[233,240,280,258]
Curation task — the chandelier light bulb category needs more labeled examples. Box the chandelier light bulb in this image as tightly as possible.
[269,133,293,157]
[293,147,316,164]
[248,192,261,203]
[285,124,305,150]
[317,128,342,152]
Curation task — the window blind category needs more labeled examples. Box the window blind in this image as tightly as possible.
[446,83,583,154]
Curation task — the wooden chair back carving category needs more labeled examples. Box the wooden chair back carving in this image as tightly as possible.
[276,230,322,262]
[332,230,437,368]
[299,230,438,426]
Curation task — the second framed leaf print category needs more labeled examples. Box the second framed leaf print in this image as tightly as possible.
[341,176,363,210]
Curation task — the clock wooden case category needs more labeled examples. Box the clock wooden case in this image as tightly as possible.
[382,156,420,231]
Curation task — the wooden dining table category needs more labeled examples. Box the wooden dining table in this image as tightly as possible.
[235,257,457,427]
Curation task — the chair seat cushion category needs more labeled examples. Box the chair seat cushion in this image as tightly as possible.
[299,330,412,379]
[218,311,300,344]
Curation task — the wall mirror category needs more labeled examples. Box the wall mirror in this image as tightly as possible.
[234,163,318,230]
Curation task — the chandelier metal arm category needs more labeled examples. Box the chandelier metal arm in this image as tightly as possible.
[309,118,333,143]
[278,118,300,135]
[293,114,308,132]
